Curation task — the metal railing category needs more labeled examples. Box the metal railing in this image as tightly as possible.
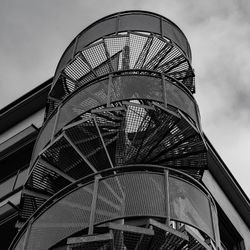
[30,70,200,168]
[11,165,220,249]
[52,10,192,89]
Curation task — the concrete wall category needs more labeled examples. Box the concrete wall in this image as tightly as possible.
[203,170,250,249]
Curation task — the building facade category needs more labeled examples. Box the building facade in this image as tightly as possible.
[0,11,249,249]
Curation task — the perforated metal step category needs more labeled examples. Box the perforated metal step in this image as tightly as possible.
[66,220,213,250]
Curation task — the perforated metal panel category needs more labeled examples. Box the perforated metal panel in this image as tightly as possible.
[93,173,166,227]
[42,136,94,179]
[13,11,221,250]
[25,184,94,250]
[13,170,218,249]
[48,29,194,114]
[19,193,46,221]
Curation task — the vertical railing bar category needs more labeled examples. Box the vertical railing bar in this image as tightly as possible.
[164,170,170,226]
[88,176,100,235]
[209,199,215,243]
[195,99,202,129]
[160,17,163,37]
[162,74,167,107]
[51,106,60,142]
[209,199,221,248]
[72,35,79,60]
[107,74,112,107]
[116,14,120,35]
[92,115,125,202]
[12,169,20,191]
[92,116,114,168]
[22,218,34,250]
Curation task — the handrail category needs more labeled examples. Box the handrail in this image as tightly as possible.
[11,165,216,249]
[52,69,195,108]
[52,10,192,89]
[30,69,199,168]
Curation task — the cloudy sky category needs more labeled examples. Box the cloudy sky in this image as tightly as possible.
[1,0,250,198]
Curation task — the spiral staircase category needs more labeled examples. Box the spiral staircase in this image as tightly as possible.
[10,11,221,250]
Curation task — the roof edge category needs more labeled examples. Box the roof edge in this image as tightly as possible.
[0,78,52,133]
[205,133,250,228]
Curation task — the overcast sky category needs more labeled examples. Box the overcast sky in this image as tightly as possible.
[1,0,249,198]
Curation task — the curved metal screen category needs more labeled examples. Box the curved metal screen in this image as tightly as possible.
[53,11,192,89]
[94,173,166,224]
[25,102,206,210]
[13,170,217,250]
[30,72,199,167]
[49,27,194,117]
[169,177,214,239]
[13,11,222,250]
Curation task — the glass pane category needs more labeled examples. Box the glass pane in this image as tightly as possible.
[169,177,214,239]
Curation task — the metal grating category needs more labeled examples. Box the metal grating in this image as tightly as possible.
[64,55,91,81]
[185,226,212,250]
[67,232,114,250]
[26,100,205,219]
[143,36,167,68]
[27,159,71,195]
[129,33,148,69]
[78,52,120,86]
[14,171,217,249]
[25,184,94,250]
[69,240,113,250]
[94,177,125,224]
[41,136,94,179]
[158,55,186,73]
[150,226,187,249]
[43,102,206,180]
[93,110,124,166]
[143,43,173,70]
[65,118,112,172]
[104,35,128,64]
[19,193,46,222]
[82,42,108,69]
[148,219,188,249]
[113,229,152,250]
[48,31,195,116]
[94,173,165,226]
[13,12,220,250]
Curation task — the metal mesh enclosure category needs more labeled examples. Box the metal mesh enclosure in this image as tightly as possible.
[20,100,207,225]
[13,171,217,249]
[24,184,94,250]
[94,173,165,225]
[31,72,199,167]
[48,29,194,115]
[12,11,222,250]
[41,136,94,179]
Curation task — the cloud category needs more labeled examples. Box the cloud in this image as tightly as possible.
[0,0,249,197]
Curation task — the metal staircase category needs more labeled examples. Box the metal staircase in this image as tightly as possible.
[10,11,221,250]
